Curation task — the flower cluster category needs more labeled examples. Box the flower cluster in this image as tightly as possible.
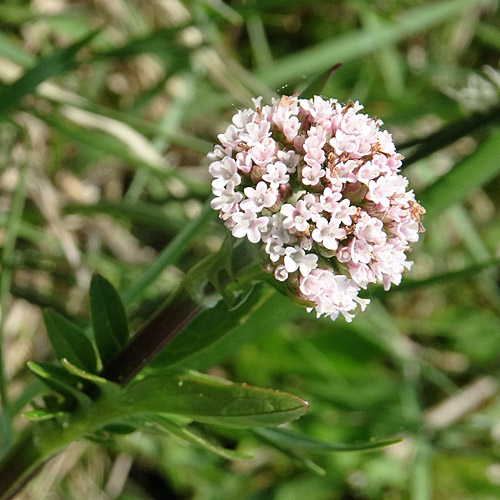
[209,95,425,322]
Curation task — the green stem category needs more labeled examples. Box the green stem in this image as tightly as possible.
[0,397,125,500]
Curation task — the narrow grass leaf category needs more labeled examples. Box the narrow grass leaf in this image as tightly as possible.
[0,32,35,67]
[122,370,308,428]
[90,274,129,366]
[256,0,485,87]
[400,104,500,166]
[43,309,97,373]
[122,201,215,306]
[417,128,500,222]
[0,30,99,117]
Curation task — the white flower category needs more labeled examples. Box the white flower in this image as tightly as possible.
[241,181,278,213]
[284,246,318,276]
[281,200,311,233]
[263,162,289,186]
[301,164,325,186]
[230,209,269,243]
[311,217,346,251]
[210,181,243,213]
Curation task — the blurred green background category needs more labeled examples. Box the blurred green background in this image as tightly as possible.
[1,0,500,499]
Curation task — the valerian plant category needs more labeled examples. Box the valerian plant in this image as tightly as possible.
[0,86,424,498]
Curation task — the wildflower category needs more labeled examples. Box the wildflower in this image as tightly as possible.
[209,95,425,321]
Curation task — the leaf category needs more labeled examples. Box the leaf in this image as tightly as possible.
[122,200,216,306]
[370,258,500,296]
[121,370,308,428]
[43,309,97,373]
[89,274,129,366]
[399,104,500,166]
[61,358,110,385]
[22,410,68,422]
[251,429,326,476]
[299,63,342,99]
[417,128,500,222]
[254,428,402,452]
[26,361,91,407]
[0,30,100,117]
[149,415,253,460]
[151,284,272,369]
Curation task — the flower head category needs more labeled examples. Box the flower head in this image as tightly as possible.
[209,95,425,321]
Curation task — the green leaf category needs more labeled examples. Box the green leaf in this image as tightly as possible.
[252,429,326,476]
[122,200,216,306]
[299,63,342,99]
[256,0,485,88]
[122,370,308,428]
[254,428,402,452]
[417,128,500,222]
[149,415,252,460]
[400,104,500,166]
[89,274,129,366]
[0,30,100,117]
[43,309,97,373]
[22,410,68,422]
[61,358,110,386]
[151,284,272,369]
[26,361,91,407]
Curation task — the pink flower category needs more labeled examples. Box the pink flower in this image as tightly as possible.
[209,94,425,321]
[312,217,346,251]
[241,181,278,213]
[230,209,269,244]
[281,200,312,233]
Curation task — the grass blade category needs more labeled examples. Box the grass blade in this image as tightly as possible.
[256,0,485,88]
[417,128,500,222]
[0,161,28,450]
[0,30,100,117]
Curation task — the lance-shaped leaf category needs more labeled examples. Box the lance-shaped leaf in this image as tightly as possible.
[26,361,91,407]
[254,427,402,452]
[252,428,326,476]
[149,415,252,460]
[152,284,272,370]
[43,309,97,373]
[121,370,308,428]
[90,274,129,365]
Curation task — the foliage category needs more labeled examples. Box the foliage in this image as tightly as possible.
[0,0,499,499]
